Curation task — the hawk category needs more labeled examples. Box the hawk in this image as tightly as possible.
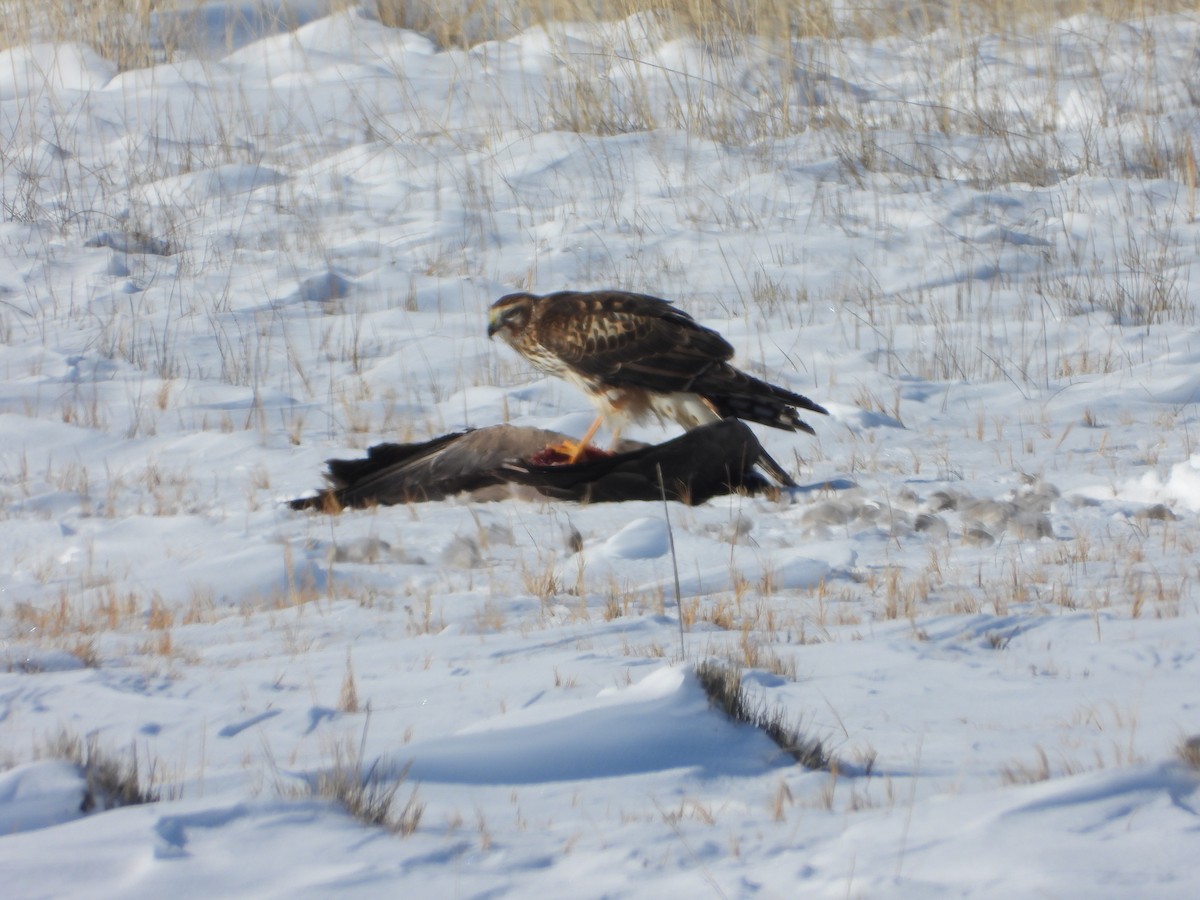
[487,290,827,461]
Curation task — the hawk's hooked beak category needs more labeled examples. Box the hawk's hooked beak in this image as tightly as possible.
[486,309,502,339]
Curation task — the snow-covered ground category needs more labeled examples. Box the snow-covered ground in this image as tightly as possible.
[2,5,1199,896]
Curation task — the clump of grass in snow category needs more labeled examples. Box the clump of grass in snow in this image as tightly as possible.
[999,745,1053,785]
[293,714,424,836]
[314,753,423,836]
[338,651,361,713]
[43,730,161,811]
[694,659,828,770]
[1178,735,1200,770]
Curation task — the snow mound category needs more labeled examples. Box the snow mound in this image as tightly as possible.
[0,761,86,835]
[388,666,783,784]
[598,516,669,560]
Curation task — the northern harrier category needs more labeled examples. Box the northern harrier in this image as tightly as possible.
[487,290,827,461]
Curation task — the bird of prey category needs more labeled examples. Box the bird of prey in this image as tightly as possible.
[487,289,827,461]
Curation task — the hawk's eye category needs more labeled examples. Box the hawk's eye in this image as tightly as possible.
[489,301,527,337]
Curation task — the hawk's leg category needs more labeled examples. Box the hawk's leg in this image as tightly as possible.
[544,414,605,464]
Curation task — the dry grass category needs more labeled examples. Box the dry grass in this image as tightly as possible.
[1,1,1192,72]
[1,0,158,70]
[999,744,1054,785]
[289,716,424,836]
[7,583,213,667]
[694,658,828,769]
[1178,735,1200,770]
[42,730,162,811]
[313,753,424,835]
[339,652,361,713]
[377,0,1193,49]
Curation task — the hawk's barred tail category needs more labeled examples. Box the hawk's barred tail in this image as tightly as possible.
[712,395,819,434]
[700,369,828,434]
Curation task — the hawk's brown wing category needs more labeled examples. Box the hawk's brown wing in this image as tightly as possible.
[518,289,827,434]
[529,291,734,393]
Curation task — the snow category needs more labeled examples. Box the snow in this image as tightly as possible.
[2,4,1200,897]
[395,666,783,784]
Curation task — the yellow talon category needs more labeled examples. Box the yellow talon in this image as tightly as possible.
[569,415,604,463]
[545,439,585,463]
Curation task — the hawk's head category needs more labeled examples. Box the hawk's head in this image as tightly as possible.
[487,292,535,340]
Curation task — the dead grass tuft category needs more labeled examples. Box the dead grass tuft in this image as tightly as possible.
[1000,744,1053,785]
[1178,735,1200,771]
[43,730,161,811]
[694,659,827,770]
[339,652,360,713]
[291,715,424,836]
